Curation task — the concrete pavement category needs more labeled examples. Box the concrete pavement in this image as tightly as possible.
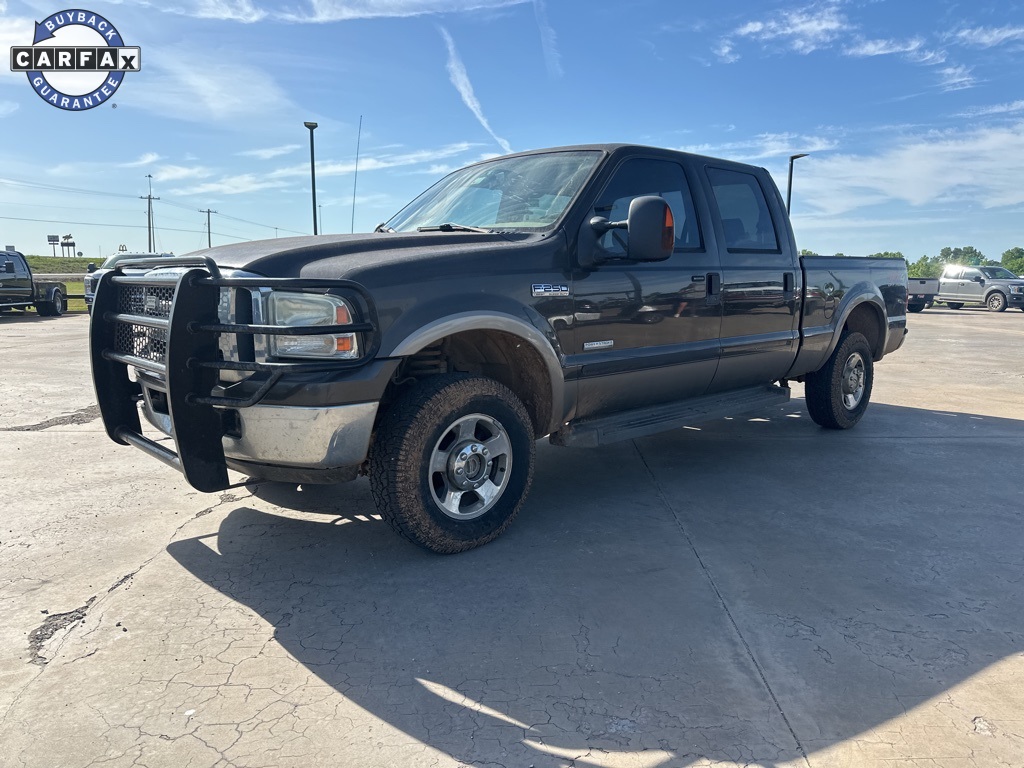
[1,308,1022,767]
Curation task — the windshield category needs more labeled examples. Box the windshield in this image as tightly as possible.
[383,151,602,233]
[981,267,1019,279]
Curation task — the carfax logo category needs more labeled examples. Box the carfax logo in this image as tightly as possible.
[9,9,141,111]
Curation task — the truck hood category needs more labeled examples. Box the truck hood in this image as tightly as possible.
[187,232,534,278]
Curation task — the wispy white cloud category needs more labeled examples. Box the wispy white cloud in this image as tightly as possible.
[906,48,947,65]
[0,101,21,118]
[789,122,1024,216]
[955,25,1024,48]
[269,142,479,179]
[844,37,922,57]
[438,27,512,154]
[532,0,563,77]
[680,132,838,161]
[283,0,527,23]
[170,174,290,196]
[192,0,266,21]
[127,51,295,122]
[938,65,976,92]
[152,165,213,182]
[119,152,163,168]
[0,15,34,81]
[731,3,851,56]
[955,100,1024,118]
[713,40,738,64]
[238,144,302,160]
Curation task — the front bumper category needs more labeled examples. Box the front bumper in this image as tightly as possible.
[90,256,383,492]
[1007,291,1024,308]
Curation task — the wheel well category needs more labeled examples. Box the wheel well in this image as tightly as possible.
[384,330,553,437]
[844,303,885,361]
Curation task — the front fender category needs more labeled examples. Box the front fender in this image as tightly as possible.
[385,308,567,434]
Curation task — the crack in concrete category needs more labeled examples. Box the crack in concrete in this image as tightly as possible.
[27,596,96,666]
[632,439,813,768]
[3,404,101,432]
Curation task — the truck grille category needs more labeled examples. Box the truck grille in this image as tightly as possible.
[114,284,175,363]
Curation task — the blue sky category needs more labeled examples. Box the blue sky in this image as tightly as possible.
[2,0,1023,262]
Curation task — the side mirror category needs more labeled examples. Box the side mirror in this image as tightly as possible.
[87,263,97,273]
[4,261,14,274]
[972,274,983,283]
[588,196,675,264]
[624,196,674,262]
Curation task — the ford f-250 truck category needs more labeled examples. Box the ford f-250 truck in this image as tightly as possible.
[91,144,908,553]
[0,248,66,316]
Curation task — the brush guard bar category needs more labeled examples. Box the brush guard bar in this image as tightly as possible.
[90,256,380,492]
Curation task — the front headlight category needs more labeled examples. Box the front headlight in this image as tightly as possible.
[267,291,359,359]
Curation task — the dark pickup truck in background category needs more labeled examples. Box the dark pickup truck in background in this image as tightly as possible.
[91,144,908,553]
[0,248,66,317]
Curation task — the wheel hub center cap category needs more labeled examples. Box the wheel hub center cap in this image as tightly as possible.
[448,441,490,490]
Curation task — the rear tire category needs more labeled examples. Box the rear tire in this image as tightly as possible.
[945,302,964,310]
[369,374,535,554]
[37,288,64,317]
[986,292,1007,312]
[907,303,925,313]
[804,331,873,430]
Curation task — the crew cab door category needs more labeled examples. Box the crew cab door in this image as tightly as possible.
[938,267,964,300]
[570,157,722,418]
[0,252,32,302]
[701,165,800,392]
[958,267,985,303]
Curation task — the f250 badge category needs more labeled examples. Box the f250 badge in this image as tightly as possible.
[531,283,570,297]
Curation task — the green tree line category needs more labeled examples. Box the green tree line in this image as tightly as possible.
[801,247,1024,277]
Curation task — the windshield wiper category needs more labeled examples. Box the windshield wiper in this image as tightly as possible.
[374,222,396,233]
[416,222,494,233]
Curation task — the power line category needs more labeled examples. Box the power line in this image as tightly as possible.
[1,175,308,238]
[0,214,250,240]
[213,211,308,236]
[0,176,139,199]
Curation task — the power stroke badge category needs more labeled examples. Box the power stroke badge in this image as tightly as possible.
[9,9,141,111]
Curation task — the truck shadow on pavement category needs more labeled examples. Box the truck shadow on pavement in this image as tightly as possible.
[167,402,1024,767]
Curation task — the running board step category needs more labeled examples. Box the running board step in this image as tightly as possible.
[551,384,791,448]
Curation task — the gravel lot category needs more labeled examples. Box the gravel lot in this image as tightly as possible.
[1,306,1022,768]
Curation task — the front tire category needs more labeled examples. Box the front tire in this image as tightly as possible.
[986,292,1007,312]
[945,302,964,310]
[804,331,873,430]
[369,374,535,554]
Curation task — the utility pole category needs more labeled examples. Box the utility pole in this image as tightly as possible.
[351,114,362,234]
[141,174,160,252]
[199,208,218,249]
[319,204,323,234]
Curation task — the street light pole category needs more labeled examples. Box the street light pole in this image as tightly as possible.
[786,153,809,214]
[304,121,319,235]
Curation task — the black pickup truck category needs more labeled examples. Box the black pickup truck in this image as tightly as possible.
[0,249,66,316]
[91,144,908,553]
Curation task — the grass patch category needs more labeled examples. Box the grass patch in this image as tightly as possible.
[64,281,87,313]
[24,255,97,273]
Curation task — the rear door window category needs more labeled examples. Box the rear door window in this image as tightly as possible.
[706,167,779,252]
